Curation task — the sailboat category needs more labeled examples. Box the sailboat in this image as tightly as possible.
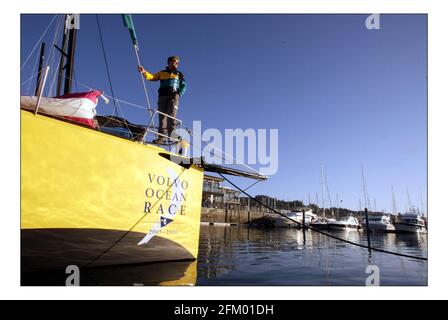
[361,187,395,233]
[327,166,361,231]
[310,165,335,230]
[21,14,265,284]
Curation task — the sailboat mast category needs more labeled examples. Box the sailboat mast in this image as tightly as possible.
[321,165,325,219]
[361,164,368,210]
[64,15,78,95]
[56,17,68,96]
[406,188,413,211]
[336,193,340,217]
[323,167,334,216]
[420,192,425,215]
[391,185,398,215]
[34,42,46,96]
[56,14,78,96]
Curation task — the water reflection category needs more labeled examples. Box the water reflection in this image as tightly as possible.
[197,225,427,286]
[394,232,426,248]
[21,225,428,286]
[22,260,198,286]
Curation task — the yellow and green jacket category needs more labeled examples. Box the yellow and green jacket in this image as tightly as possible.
[144,67,187,97]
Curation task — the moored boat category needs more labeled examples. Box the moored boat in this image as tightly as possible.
[21,14,266,284]
[393,210,427,234]
[309,217,336,230]
[362,214,395,233]
[327,216,360,230]
[273,209,317,228]
[21,109,205,272]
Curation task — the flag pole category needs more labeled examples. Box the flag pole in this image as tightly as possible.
[122,14,152,111]
[123,14,157,142]
[134,45,157,141]
[134,44,152,111]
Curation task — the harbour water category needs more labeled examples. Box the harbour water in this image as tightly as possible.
[22,224,427,286]
[196,225,427,286]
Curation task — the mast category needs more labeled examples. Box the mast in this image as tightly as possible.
[323,167,334,216]
[56,16,68,96]
[406,188,413,212]
[64,15,77,94]
[420,192,425,216]
[361,164,368,211]
[336,193,339,217]
[321,165,325,219]
[391,185,398,215]
[56,14,78,96]
[34,42,46,96]
[361,165,372,244]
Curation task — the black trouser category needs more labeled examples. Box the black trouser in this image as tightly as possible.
[157,94,179,139]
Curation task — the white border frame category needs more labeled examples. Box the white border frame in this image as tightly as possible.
[3,0,446,300]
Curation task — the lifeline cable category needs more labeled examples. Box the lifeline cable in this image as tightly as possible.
[83,169,188,269]
[201,149,263,218]
[217,172,428,262]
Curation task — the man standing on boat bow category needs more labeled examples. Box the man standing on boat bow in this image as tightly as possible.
[138,56,187,144]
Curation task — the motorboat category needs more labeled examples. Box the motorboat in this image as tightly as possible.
[309,217,336,230]
[273,209,317,228]
[393,208,427,234]
[327,216,360,230]
[362,215,395,232]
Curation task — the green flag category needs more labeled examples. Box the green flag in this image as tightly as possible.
[122,14,138,46]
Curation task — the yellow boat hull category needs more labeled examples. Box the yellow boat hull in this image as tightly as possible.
[21,110,203,283]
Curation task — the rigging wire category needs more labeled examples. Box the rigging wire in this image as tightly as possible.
[21,69,43,88]
[202,143,261,175]
[73,68,79,93]
[201,178,261,218]
[95,15,119,117]
[47,16,63,85]
[21,15,58,71]
[217,172,427,262]
[56,73,133,132]
[59,74,151,112]
[133,45,152,112]
[23,15,63,95]
[102,92,148,110]
[323,167,334,215]
[128,20,158,133]
[53,74,157,141]
[47,15,65,96]
[24,46,41,94]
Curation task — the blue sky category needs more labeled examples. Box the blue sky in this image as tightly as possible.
[21,14,427,212]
